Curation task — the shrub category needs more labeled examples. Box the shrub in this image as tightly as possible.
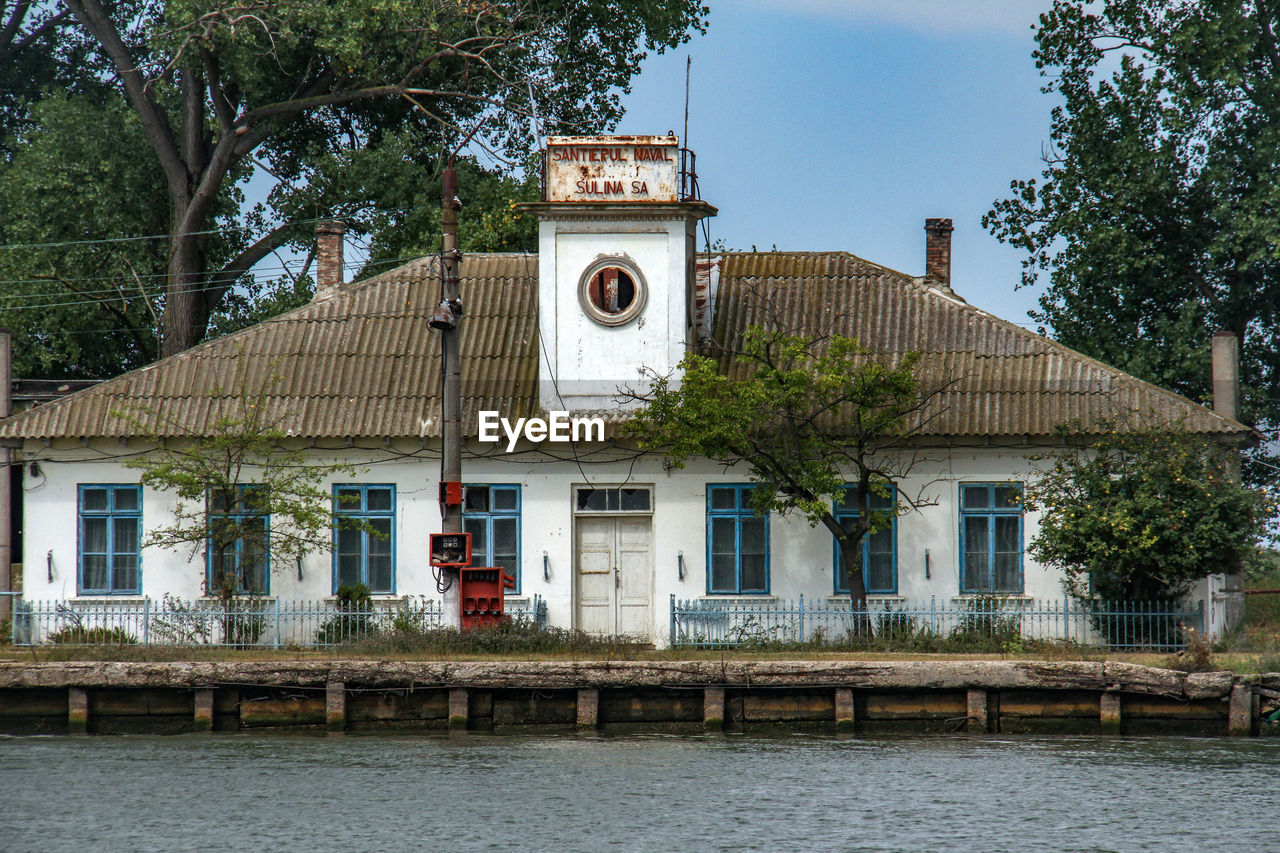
[1027,428,1272,601]
[953,595,1022,647]
[47,625,137,645]
[349,618,636,656]
[1165,625,1215,672]
[316,583,377,646]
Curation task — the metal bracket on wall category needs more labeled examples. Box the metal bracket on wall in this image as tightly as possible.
[678,551,685,581]
[543,551,550,581]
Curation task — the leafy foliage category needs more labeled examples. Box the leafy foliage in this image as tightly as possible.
[1026,428,1273,601]
[0,94,283,377]
[626,323,944,609]
[316,583,376,645]
[2,0,707,362]
[984,0,1280,482]
[119,358,365,601]
[47,625,138,645]
[0,1,85,160]
[350,618,639,656]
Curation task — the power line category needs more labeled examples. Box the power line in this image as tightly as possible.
[0,253,431,313]
[0,216,326,252]
[0,199,475,254]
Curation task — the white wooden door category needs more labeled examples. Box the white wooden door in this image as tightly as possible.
[575,516,652,640]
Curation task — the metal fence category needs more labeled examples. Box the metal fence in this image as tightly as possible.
[669,595,1204,651]
[11,595,547,648]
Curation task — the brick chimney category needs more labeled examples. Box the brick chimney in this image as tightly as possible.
[924,218,956,297]
[314,220,347,300]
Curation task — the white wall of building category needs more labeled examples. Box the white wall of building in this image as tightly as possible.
[19,438,1084,645]
[536,214,698,411]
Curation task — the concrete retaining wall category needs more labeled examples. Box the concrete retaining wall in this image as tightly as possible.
[0,661,1274,737]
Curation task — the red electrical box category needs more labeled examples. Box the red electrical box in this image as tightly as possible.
[439,481,463,506]
[429,532,472,568]
[458,567,517,629]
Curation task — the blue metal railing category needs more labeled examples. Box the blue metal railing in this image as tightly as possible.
[11,594,546,647]
[669,595,1203,651]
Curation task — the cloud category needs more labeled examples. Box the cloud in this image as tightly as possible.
[738,0,1045,36]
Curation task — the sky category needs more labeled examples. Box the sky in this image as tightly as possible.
[609,0,1056,328]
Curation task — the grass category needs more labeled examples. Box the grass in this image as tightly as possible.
[1214,558,1280,673]
[0,634,1185,668]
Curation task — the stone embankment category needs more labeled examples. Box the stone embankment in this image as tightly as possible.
[0,660,1275,736]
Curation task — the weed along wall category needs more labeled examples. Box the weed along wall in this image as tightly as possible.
[0,661,1276,737]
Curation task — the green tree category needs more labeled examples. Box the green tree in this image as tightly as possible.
[46,0,706,357]
[0,93,282,378]
[120,362,365,604]
[626,325,946,613]
[984,0,1280,478]
[0,0,81,159]
[1026,428,1272,601]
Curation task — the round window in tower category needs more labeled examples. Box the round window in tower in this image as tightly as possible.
[578,257,647,326]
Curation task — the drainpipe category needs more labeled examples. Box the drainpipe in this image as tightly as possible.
[1211,330,1244,632]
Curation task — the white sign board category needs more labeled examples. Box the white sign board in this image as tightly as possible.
[545,135,679,203]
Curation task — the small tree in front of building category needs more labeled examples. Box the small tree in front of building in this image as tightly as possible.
[119,369,365,613]
[1027,428,1272,603]
[626,324,949,617]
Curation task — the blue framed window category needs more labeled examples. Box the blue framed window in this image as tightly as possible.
[206,485,269,594]
[833,487,896,595]
[334,485,395,594]
[463,485,520,593]
[78,485,141,595]
[707,484,769,594]
[959,483,1023,594]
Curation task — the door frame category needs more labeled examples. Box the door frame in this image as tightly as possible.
[571,484,655,637]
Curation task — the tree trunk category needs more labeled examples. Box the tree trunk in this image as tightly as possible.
[821,510,870,636]
[163,224,209,356]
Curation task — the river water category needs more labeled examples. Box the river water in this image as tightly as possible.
[2,733,1277,852]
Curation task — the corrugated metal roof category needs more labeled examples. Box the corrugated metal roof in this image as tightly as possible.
[0,253,539,439]
[711,253,1241,436]
[0,250,1244,440]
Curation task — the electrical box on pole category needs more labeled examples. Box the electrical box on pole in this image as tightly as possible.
[429,532,472,569]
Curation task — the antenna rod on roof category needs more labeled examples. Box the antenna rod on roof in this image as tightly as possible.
[683,55,691,150]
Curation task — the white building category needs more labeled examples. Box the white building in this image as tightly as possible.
[0,136,1248,645]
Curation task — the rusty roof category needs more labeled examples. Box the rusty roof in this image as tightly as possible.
[0,254,539,440]
[0,251,1244,440]
[710,253,1242,437]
